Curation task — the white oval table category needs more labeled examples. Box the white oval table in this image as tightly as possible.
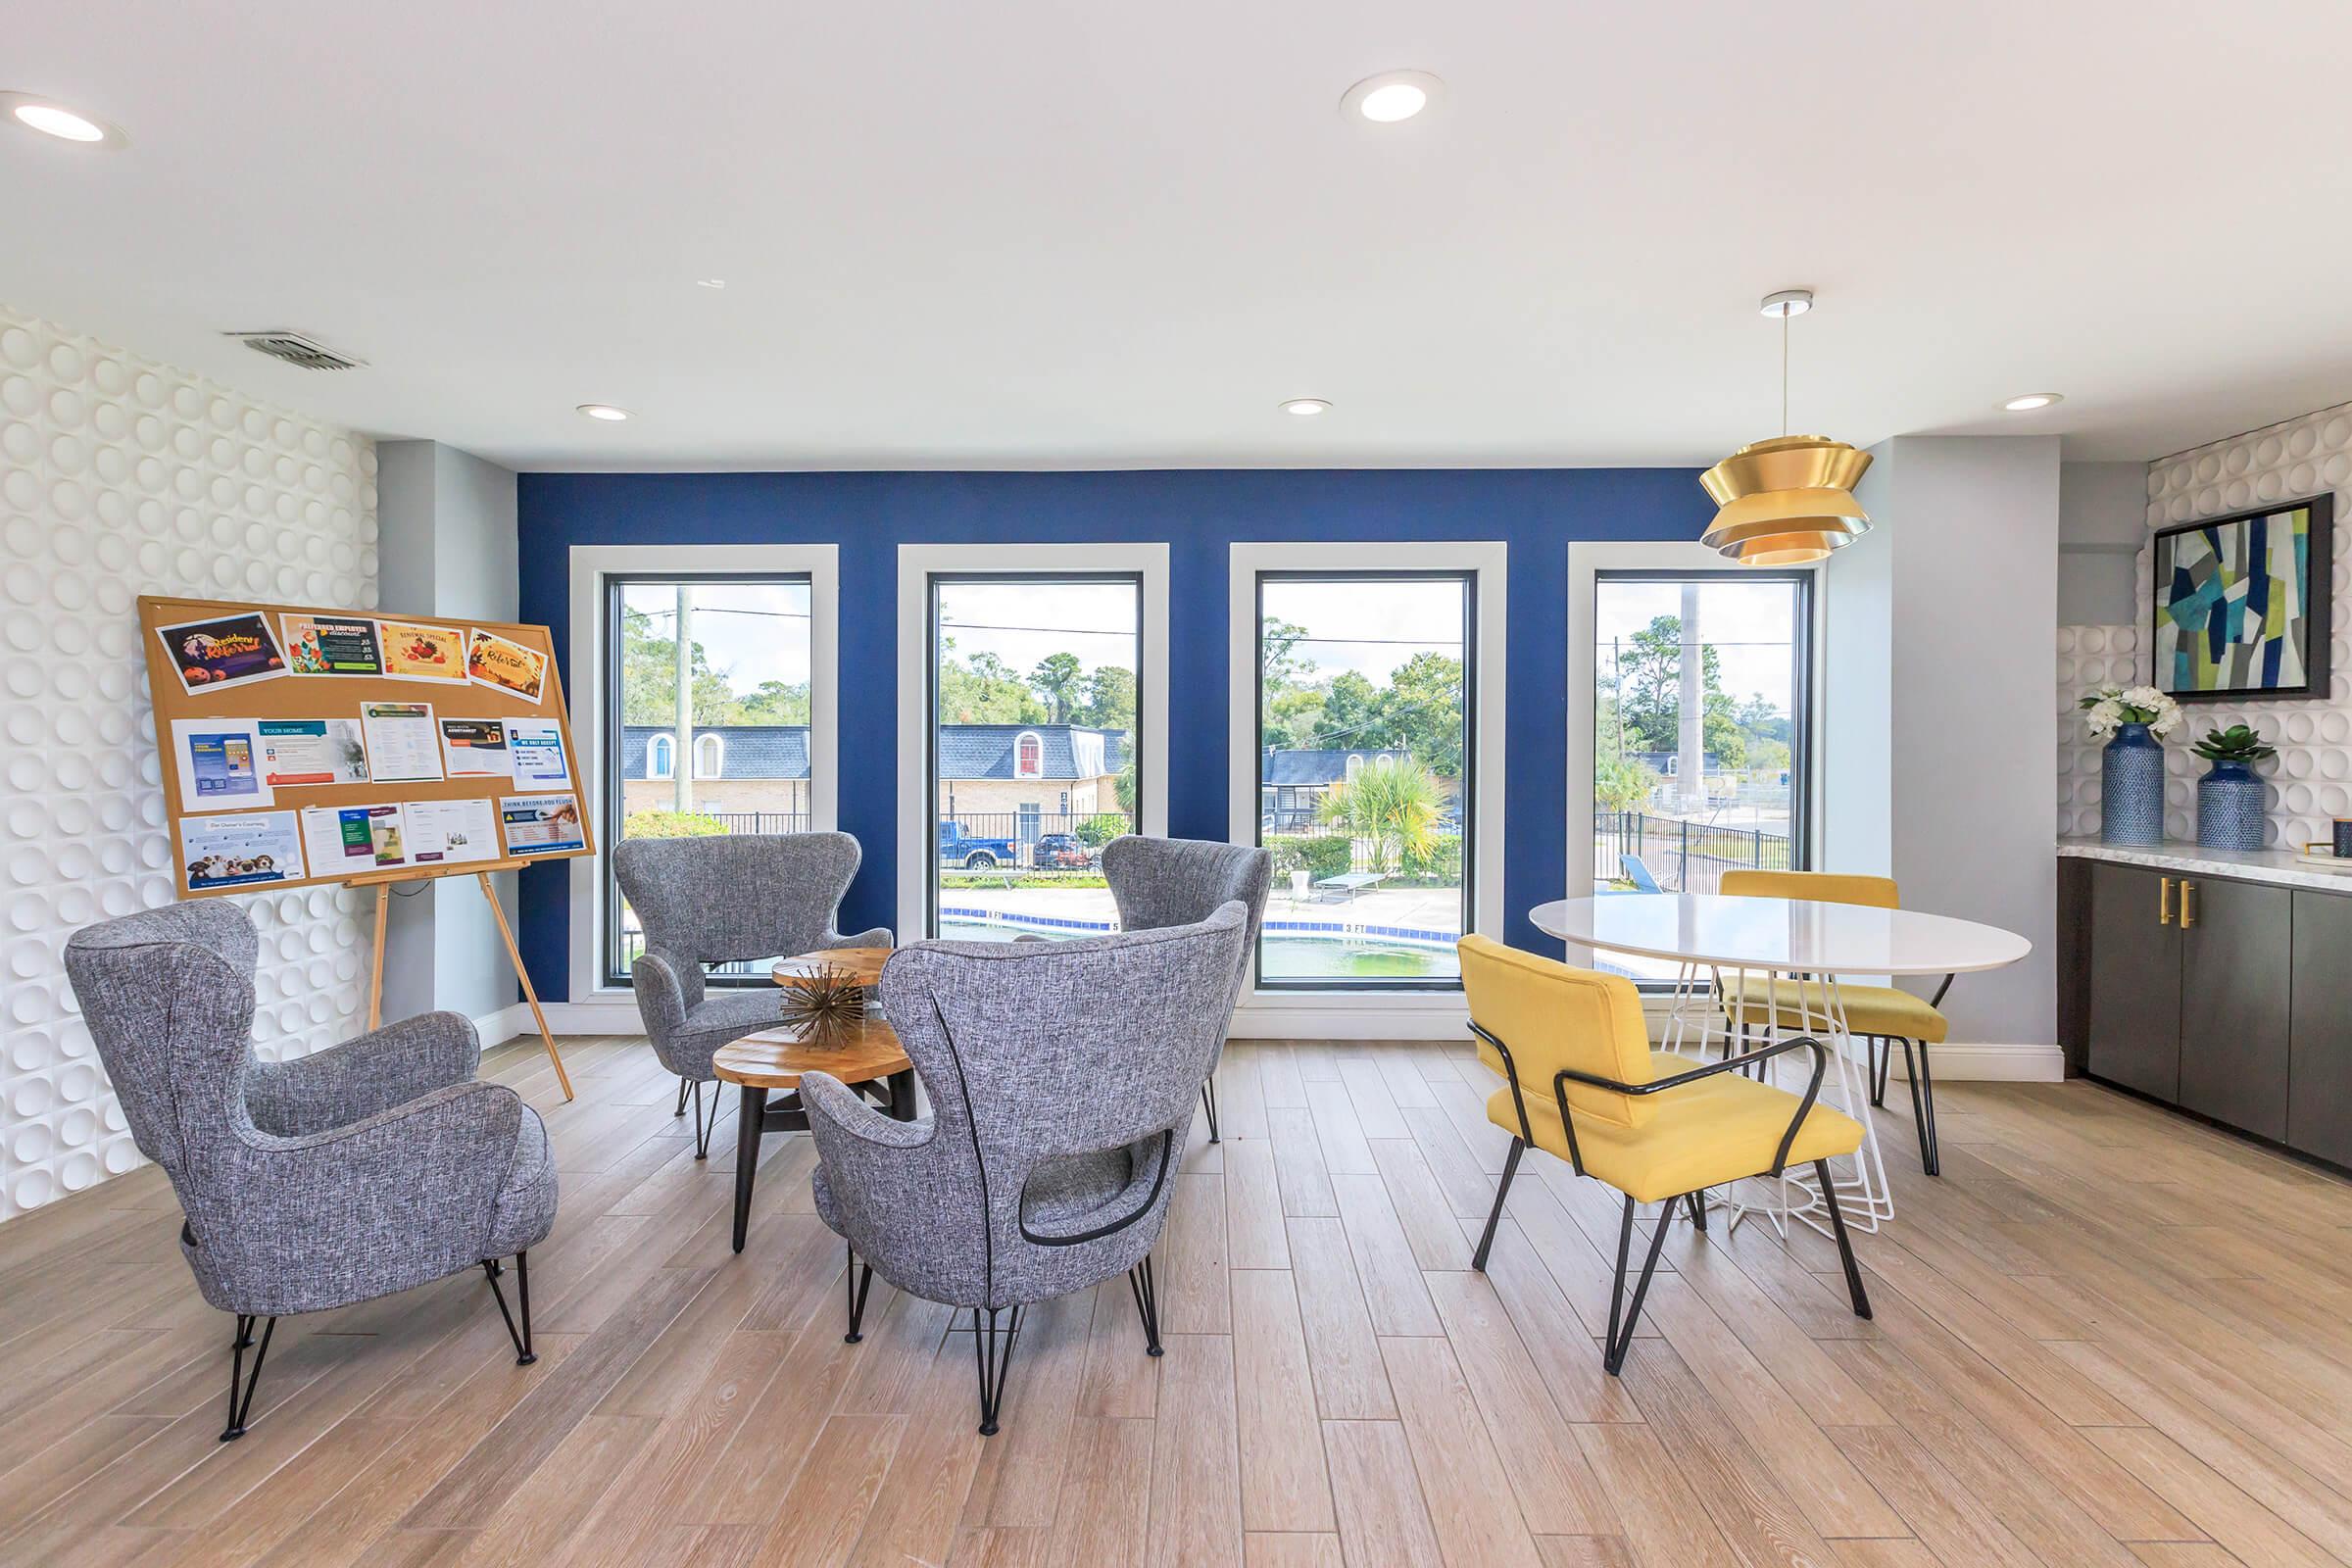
[1527,894,2032,1235]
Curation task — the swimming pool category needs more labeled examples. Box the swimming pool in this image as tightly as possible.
[936,919,1459,981]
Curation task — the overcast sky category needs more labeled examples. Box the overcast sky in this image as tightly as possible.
[1260,578,1465,683]
[1592,577,1800,710]
[626,579,813,688]
[936,579,1141,677]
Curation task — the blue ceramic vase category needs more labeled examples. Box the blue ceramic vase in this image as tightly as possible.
[2101,722,2166,846]
[2196,759,2267,852]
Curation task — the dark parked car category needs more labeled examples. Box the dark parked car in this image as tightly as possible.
[1031,832,1094,868]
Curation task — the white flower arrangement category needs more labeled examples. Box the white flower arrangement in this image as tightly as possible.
[2077,682,2182,740]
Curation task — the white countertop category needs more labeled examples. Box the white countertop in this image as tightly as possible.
[2058,835,2352,891]
[1528,894,2033,976]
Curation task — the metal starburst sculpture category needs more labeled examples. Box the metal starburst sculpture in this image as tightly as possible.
[778,964,868,1043]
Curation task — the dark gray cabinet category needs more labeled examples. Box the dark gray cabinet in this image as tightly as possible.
[2290,891,2352,1167]
[2177,876,2292,1141]
[2085,863,2181,1101]
[2078,858,2336,1165]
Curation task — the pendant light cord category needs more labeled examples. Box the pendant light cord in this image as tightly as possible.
[1781,306,1790,437]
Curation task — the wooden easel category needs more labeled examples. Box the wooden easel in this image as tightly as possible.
[349,857,574,1102]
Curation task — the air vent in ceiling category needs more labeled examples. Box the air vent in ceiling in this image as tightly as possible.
[223,330,366,371]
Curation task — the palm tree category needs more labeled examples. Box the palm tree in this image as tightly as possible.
[1315,758,1443,873]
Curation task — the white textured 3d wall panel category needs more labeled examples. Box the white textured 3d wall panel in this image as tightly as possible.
[0,303,377,1220]
[2059,398,2352,847]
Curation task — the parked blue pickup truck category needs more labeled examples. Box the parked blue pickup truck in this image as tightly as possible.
[938,822,1019,869]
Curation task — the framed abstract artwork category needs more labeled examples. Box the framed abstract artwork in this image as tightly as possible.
[2151,494,2334,702]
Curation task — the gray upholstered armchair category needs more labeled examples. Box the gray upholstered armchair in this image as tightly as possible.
[62,903,556,1443]
[1100,835,1272,1144]
[802,904,1247,1436]
[611,832,890,1155]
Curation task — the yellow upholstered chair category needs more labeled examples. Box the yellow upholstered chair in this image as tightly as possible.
[1716,869,1952,1175]
[1458,935,1870,1373]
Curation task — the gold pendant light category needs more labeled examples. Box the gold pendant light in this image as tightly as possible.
[1699,290,1871,566]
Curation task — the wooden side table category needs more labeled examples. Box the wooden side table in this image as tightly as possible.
[711,1014,915,1253]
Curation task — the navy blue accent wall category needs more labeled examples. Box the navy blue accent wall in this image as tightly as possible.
[516,468,1704,1000]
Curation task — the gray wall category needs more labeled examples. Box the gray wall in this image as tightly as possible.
[1826,435,2062,1049]
[2058,460,2145,624]
[373,440,522,1025]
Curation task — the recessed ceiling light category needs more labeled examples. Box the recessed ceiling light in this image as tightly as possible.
[576,404,632,421]
[0,92,127,148]
[1341,72,1444,124]
[2003,392,2063,412]
[1281,398,1332,416]
[696,278,726,290]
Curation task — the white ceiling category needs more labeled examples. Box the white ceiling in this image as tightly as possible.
[7,1,2351,471]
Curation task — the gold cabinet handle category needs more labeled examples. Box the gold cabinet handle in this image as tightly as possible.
[2159,875,2174,925]
[2181,879,2196,928]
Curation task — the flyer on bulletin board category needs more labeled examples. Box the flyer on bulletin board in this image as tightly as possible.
[405,797,500,864]
[258,717,370,786]
[379,620,466,682]
[170,718,273,811]
[301,803,409,872]
[179,810,306,892]
[360,700,444,782]
[155,611,287,695]
[500,793,584,856]
[438,717,512,778]
[503,717,571,790]
[281,613,385,677]
[466,627,548,704]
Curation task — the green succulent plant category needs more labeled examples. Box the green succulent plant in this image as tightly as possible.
[2189,724,2277,764]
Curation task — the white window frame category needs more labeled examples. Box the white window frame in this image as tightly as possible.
[693,732,725,780]
[898,543,1170,939]
[566,543,839,1013]
[1013,729,1044,780]
[647,733,674,781]
[1566,538,1827,977]
[1227,541,1507,1039]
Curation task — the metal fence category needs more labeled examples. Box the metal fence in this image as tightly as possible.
[1593,809,1791,894]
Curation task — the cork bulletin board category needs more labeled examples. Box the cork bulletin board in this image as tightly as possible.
[138,595,596,900]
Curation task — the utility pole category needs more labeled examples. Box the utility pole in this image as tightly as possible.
[1677,583,1704,815]
[672,584,694,812]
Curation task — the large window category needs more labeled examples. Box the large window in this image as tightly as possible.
[603,574,813,985]
[1592,569,1811,982]
[1253,571,1474,988]
[925,574,1142,941]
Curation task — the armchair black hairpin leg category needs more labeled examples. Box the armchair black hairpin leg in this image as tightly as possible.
[220,1313,277,1441]
[1602,1195,1677,1376]
[1815,1162,1872,1318]
[1470,1137,1525,1272]
[1200,1077,1220,1145]
[843,1244,875,1344]
[691,1078,721,1161]
[1127,1254,1164,1356]
[484,1250,538,1364]
[972,1304,1025,1436]
[674,1076,691,1118]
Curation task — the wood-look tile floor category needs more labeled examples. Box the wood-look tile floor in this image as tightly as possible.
[5,1037,2352,1567]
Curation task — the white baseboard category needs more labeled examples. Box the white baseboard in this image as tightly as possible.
[471,1003,534,1047]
